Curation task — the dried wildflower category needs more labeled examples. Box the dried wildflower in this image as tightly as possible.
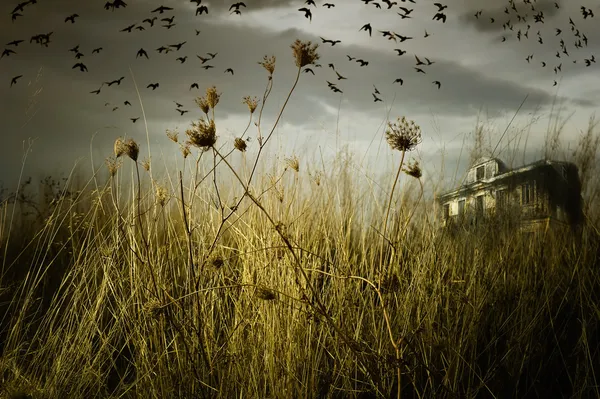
[291,39,320,68]
[385,116,422,152]
[155,184,168,206]
[114,137,125,158]
[195,96,210,114]
[206,86,220,109]
[310,171,322,186]
[255,287,277,301]
[123,138,139,161]
[234,137,247,152]
[105,156,122,177]
[210,255,224,269]
[404,159,422,179]
[242,96,259,113]
[166,129,179,143]
[141,157,151,171]
[258,55,276,77]
[143,298,166,319]
[180,144,191,158]
[186,118,217,149]
[285,155,299,172]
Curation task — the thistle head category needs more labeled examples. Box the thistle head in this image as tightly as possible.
[186,118,217,150]
[258,55,276,77]
[385,116,422,152]
[242,96,259,114]
[291,39,320,68]
[206,86,220,109]
[234,137,247,152]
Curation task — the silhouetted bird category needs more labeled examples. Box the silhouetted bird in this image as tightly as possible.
[323,3,335,8]
[136,48,148,58]
[360,23,372,36]
[298,7,312,21]
[6,40,24,46]
[190,83,199,90]
[147,83,159,90]
[73,62,88,71]
[65,14,78,23]
[372,93,382,102]
[320,37,341,46]
[225,68,234,74]
[10,75,23,87]
[120,24,135,33]
[170,41,186,51]
[196,6,208,15]
[393,78,403,85]
[433,80,441,89]
[131,117,140,123]
[92,47,103,54]
[152,5,173,13]
[1,48,16,58]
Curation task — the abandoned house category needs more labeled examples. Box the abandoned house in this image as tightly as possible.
[437,157,583,233]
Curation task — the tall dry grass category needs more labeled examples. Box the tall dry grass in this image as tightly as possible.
[1,39,600,399]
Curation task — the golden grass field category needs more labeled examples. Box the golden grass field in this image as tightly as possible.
[1,40,600,398]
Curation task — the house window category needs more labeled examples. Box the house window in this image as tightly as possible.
[497,189,509,209]
[521,182,533,205]
[475,195,484,216]
[476,165,485,181]
[458,199,466,215]
[443,204,450,220]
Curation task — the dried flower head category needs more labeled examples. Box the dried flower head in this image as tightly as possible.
[285,155,299,172]
[141,157,151,171]
[123,138,139,161]
[114,137,125,158]
[258,55,276,77]
[155,184,168,206]
[404,159,422,179]
[206,86,220,109]
[291,39,320,68]
[186,118,217,149]
[234,137,247,152]
[255,287,277,301]
[166,129,179,143]
[143,298,166,319]
[195,96,210,114]
[385,116,422,152]
[242,96,259,113]
[180,144,191,158]
[105,156,122,177]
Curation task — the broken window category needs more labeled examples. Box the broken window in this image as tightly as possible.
[522,182,533,205]
[458,199,466,215]
[476,165,485,181]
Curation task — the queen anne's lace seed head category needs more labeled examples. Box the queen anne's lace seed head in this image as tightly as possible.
[385,117,422,152]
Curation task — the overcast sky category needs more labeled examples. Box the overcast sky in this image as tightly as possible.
[1,0,599,195]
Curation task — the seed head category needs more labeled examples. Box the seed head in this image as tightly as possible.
[291,39,320,68]
[285,155,299,172]
[166,129,179,143]
[385,116,422,152]
[234,137,247,152]
[180,144,191,158]
[195,96,210,114]
[114,137,125,158]
[123,138,139,161]
[258,55,276,77]
[105,156,122,177]
[404,159,422,179]
[242,96,259,113]
[206,86,220,109]
[155,184,168,206]
[186,118,217,150]
[141,157,151,171]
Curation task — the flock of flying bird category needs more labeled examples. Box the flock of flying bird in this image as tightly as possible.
[1,0,598,124]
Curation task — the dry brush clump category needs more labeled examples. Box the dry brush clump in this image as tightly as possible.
[1,39,600,399]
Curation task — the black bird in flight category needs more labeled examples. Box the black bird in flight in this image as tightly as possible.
[415,67,426,74]
[372,93,382,102]
[382,0,397,9]
[373,85,380,95]
[92,47,103,54]
[143,17,157,26]
[10,75,23,87]
[120,24,135,33]
[6,40,24,46]
[73,62,88,72]
[207,52,218,59]
[106,77,125,86]
[65,13,79,23]
[197,55,210,63]
[303,68,315,75]
[394,49,407,56]
[225,68,234,74]
[230,2,246,12]
[90,88,101,94]
[1,48,16,58]
[433,12,447,23]
[124,100,131,106]
[323,3,335,8]
[190,83,199,90]
[176,56,187,63]
[201,65,214,70]
[196,6,208,15]
[11,1,28,14]
[147,83,159,90]
[393,78,403,85]
[137,48,149,58]
[335,71,346,80]
[320,37,341,46]
[360,23,372,36]
[434,3,447,11]
[305,0,316,6]
[174,101,183,108]
[169,41,186,51]
[356,59,368,66]
[131,117,140,123]
[163,23,176,29]
[298,7,312,21]
[152,5,173,13]
[433,80,441,89]
[161,16,174,24]
[177,109,189,115]
[11,12,23,22]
